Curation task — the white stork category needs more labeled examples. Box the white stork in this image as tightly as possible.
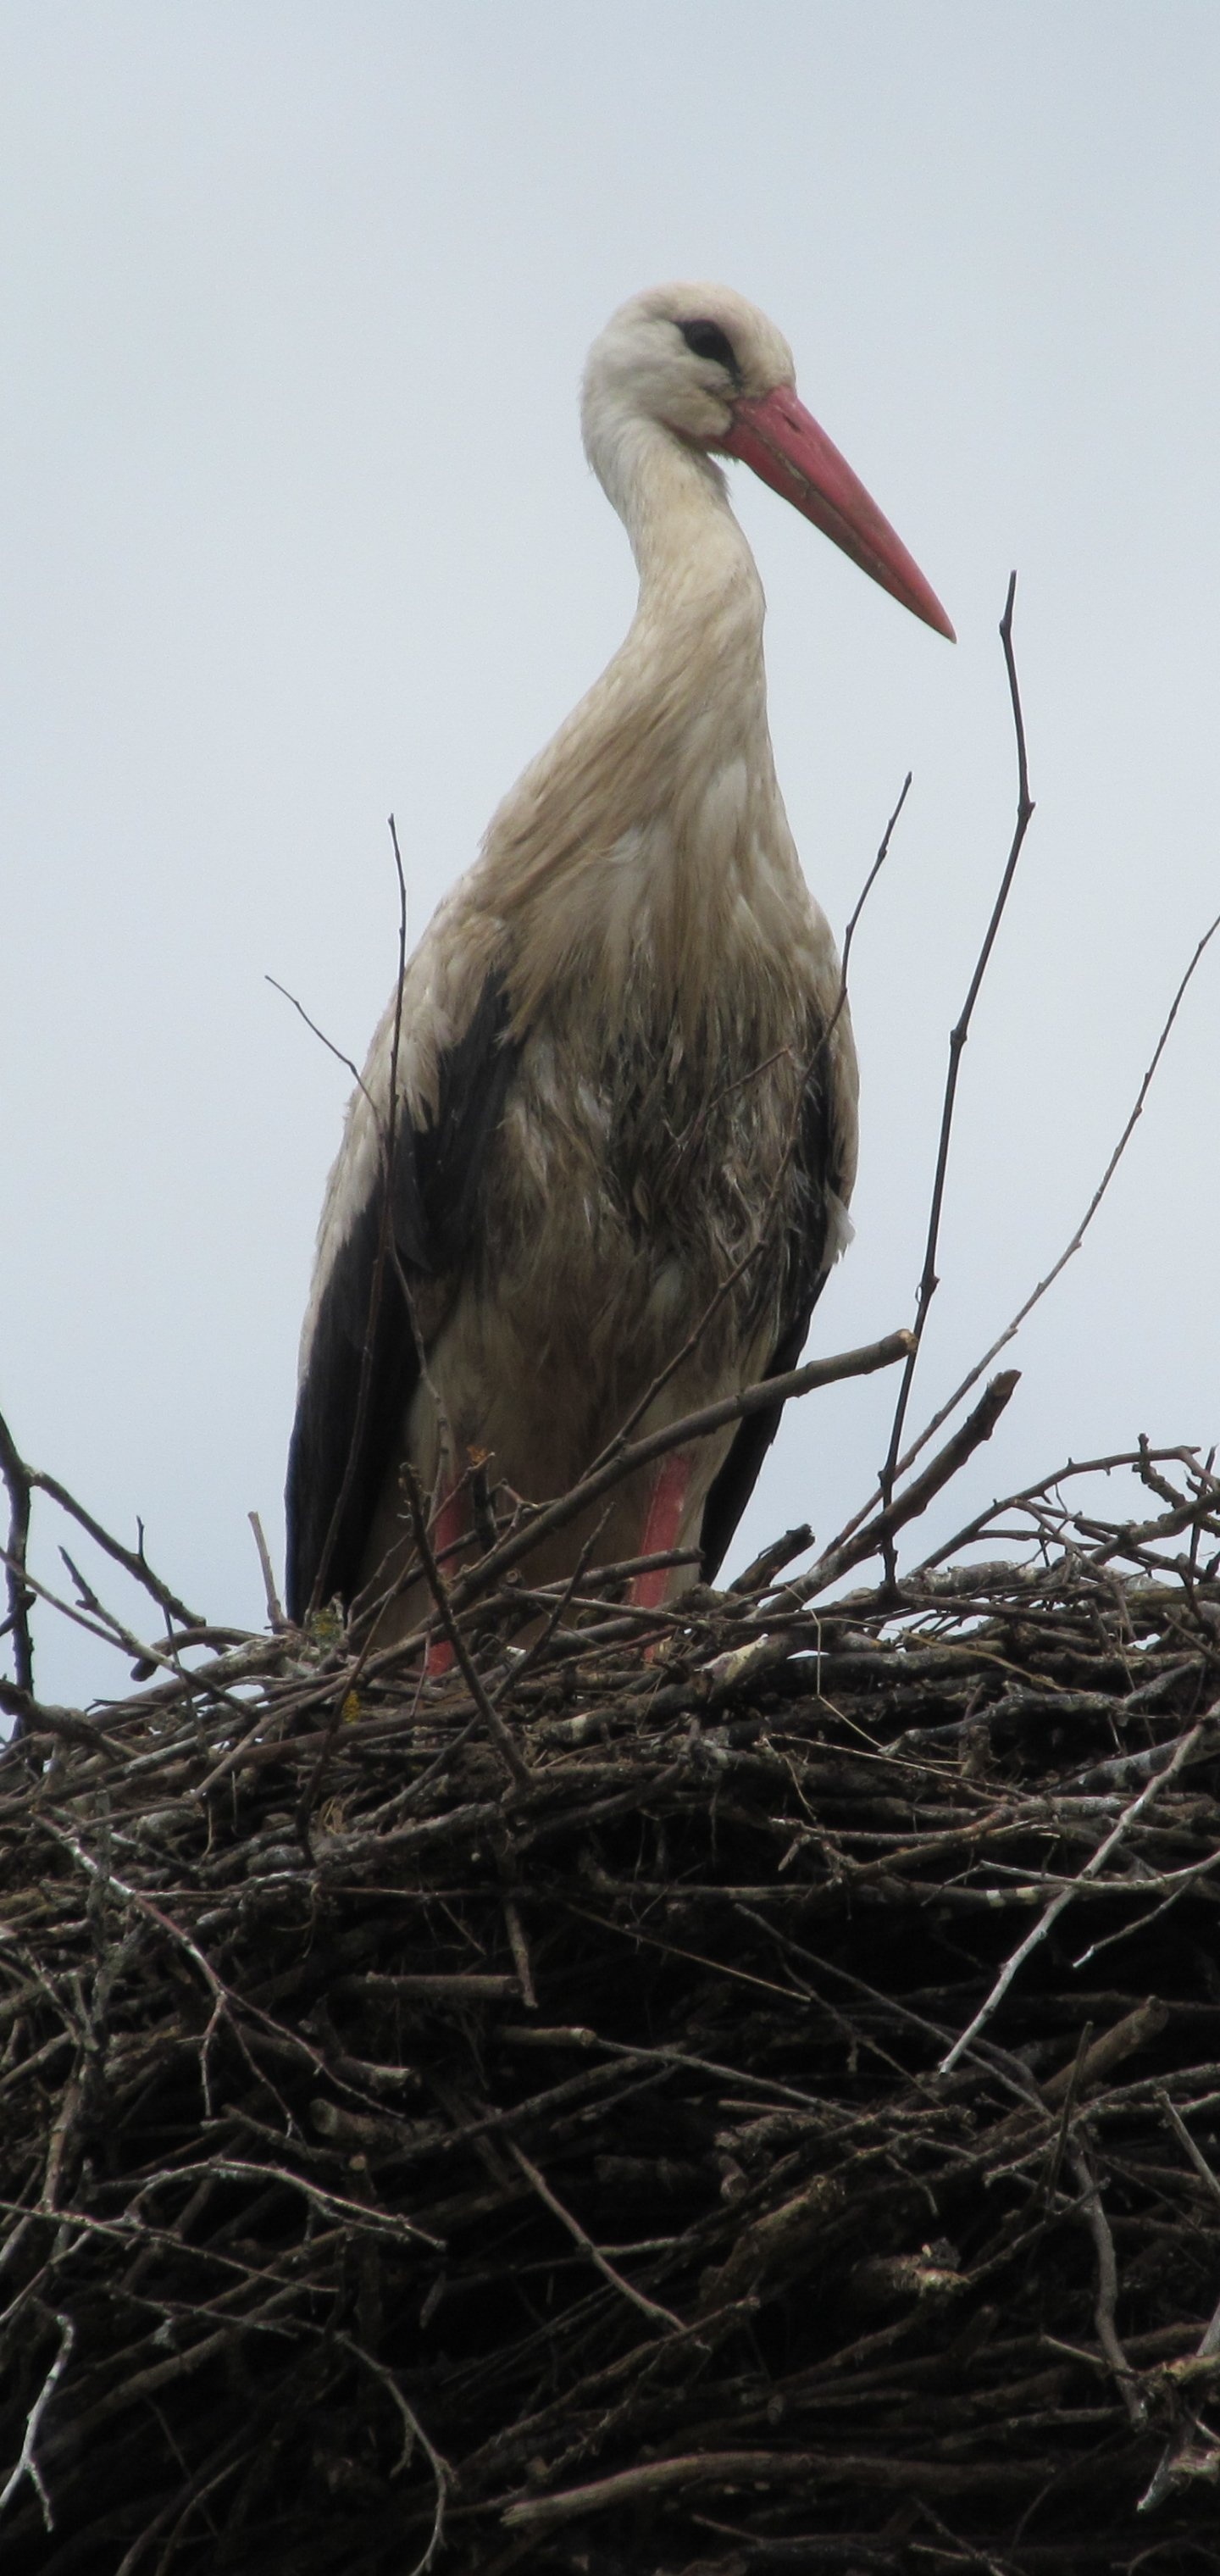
[285,282,952,1647]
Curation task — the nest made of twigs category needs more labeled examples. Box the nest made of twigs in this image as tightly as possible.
[3,1446,1220,2576]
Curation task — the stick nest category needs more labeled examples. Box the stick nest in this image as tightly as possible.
[4,1452,1220,2576]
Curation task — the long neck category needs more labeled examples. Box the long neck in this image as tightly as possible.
[478,415,803,1042]
[591,415,771,773]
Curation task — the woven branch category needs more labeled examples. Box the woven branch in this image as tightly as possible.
[3,1441,1220,2575]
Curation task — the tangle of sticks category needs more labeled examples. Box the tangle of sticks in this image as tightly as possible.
[3,1435,1220,2575]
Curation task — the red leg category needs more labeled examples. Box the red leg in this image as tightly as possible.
[629,1453,692,1613]
[424,1480,468,1676]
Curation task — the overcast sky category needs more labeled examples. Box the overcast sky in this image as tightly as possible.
[3,3,1218,1707]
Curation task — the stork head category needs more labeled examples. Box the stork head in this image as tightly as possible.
[582,281,954,641]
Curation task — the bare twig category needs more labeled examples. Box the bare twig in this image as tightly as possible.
[296,815,412,1621]
[1069,2139,1147,2429]
[878,575,1034,1573]
[507,2141,684,2333]
[939,1718,1209,2073]
[0,1408,34,1704]
[400,1460,531,1788]
[248,1512,286,1630]
[0,2309,75,2529]
[336,2333,450,2571]
[443,1330,913,1622]
[890,907,1220,1519]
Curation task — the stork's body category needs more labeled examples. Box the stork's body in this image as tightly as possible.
[286,285,951,1640]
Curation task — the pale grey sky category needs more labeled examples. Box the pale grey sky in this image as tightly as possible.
[3,3,1218,1704]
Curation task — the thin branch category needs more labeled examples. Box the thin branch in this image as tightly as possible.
[265,975,369,1100]
[695,1373,1019,1705]
[786,1368,1021,1607]
[30,1469,202,1630]
[0,2310,75,2529]
[502,2451,829,2533]
[878,576,1034,1572]
[939,1717,1209,2074]
[0,1408,34,1703]
[1069,2138,1147,2429]
[841,771,912,980]
[507,2140,684,2333]
[247,1512,286,1631]
[825,909,1220,1585]
[336,2333,450,2572]
[442,1330,913,1624]
[400,1460,531,1788]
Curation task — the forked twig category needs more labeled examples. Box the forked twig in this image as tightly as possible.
[507,2141,684,2333]
[0,2311,75,2530]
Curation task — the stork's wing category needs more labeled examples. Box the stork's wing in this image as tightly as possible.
[285,974,516,1622]
[698,1052,847,1583]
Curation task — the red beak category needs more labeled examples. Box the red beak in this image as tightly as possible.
[722,386,955,641]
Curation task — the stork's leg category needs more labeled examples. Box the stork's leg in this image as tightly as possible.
[424,1480,468,1677]
[628,1452,692,1615]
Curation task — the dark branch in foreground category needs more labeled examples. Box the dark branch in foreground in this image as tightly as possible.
[440,1328,915,1623]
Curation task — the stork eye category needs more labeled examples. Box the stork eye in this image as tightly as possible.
[679,319,740,379]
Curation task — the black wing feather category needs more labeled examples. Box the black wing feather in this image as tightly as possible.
[285,974,516,1622]
[698,1054,842,1584]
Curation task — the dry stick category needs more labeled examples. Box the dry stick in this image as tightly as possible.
[777,1368,1020,1617]
[1068,2138,1147,2429]
[30,1469,202,1629]
[0,1547,256,1739]
[842,772,912,981]
[363,1365,838,1683]
[400,1462,531,1788]
[691,1375,1019,1707]
[492,1511,617,1702]
[0,2309,75,2530]
[729,1524,813,1593]
[939,1717,1208,2075]
[0,1690,113,1755]
[878,575,1035,1582]
[914,1445,1206,1576]
[440,1331,913,1625]
[59,1546,181,1685]
[507,2141,685,2334]
[1136,2096,1220,2505]
[0,1410,34,1704]
[502,2452,857,2534]
[265,977,371,1102]
[502,1898,536,2010]
[830,922,1220,1584]
[336,2332,451,2568]
[0,1548,169,1680]
[247,1512,285,1630]
[1159,2090,1220,2213]
[40,1822,236,2123]
[0,1416,202,1683]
